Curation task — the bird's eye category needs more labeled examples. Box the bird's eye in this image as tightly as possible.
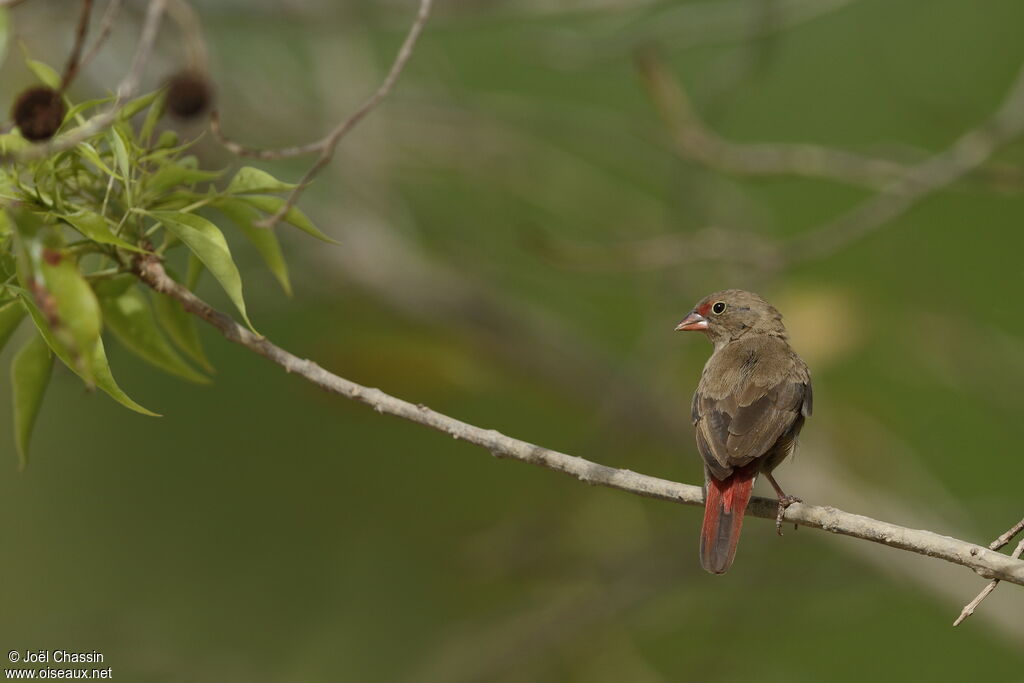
[712,302,727,315]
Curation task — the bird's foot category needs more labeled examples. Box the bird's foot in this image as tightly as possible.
[775,495,802,536]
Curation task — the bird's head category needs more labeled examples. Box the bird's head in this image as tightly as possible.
[675,289,786,344]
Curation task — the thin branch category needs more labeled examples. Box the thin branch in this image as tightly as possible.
[953,517,1024,626]
[581,58,1024,274]
[989,517,1024,552]
[78,0,124,77]
[166,0,208,71]
[59,0,94,92]
[783,61,1024,266]
[527,225,780,272]
[210,0,434,228]
[3,0,167,163]
[132,256,1024,588]
[635,49,911,190]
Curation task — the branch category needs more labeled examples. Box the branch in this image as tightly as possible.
[210,0,434,228]
[59,0,94,93]
[954,518,1024,626]
[636,49,911,190]
[166,0,208,71]
[132,256,1024,588]
[783,60,1024,266]
[77,0,123,78]
[990,517,1024,551]
[623,56,1024,272]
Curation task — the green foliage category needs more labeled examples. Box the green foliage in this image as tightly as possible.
[0,58,333,466]
[10,332,51,469]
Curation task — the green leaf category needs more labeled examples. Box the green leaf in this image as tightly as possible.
[233,195,338,244]
[0,251,15,282]
[119,89,161,121]
[11,332,52,469]
[148,210,253,329]
[61,211,146,252]
[226,166,297,195]
[97,282,209,383]
[64,97,113,126]
[26,58,60,89]
[13,221,103,386]
[146,161,221,195]
[215,197,291,295]
[156,130,178,149]
[186,251,203,290]
[140,90,166,144]
[0,132,28,155]
[108,128,132,184]
[20,295,159,416]
[76,142,120,179]
[38,248,102,382]
[0,299,25,352]
[88,335,161,416]
[96,273,136,298]
[151,288,213,373]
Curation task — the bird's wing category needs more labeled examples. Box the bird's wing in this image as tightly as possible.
[693,341,810,478]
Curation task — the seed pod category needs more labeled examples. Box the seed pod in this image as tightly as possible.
[165,70,212,119]
[11,86,66,142]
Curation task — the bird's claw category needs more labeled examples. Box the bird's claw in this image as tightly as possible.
[775,495,802,536]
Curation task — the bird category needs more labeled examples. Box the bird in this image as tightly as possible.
[675,289,812,574]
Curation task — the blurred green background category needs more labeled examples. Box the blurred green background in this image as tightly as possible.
[2,0,1024,680]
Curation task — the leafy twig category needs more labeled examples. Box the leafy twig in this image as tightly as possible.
[4,0,168,162]
[210,0,434,228]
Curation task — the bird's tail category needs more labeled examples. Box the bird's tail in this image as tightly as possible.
[700,462,758,574]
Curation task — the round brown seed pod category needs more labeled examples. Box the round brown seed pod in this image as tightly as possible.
[165,71,212,119]
[11,86,66,142]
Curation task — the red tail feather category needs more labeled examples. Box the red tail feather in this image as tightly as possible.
[700,463,758,574]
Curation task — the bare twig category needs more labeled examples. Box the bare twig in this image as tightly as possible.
[989,517,1024,552]
[954,538,1024,626]
[527,224,781,272]
[583,58,1024,273]
[166,0,208,71]
[59,0,94,92]
[3,0,167,163]
[636,50,911,190]
[783,62,1024,266]
[211,0,434,228]
[954,518,1024,626]
[590,0,863,57]
[131,256,1024,587]
[77,0,124,77]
